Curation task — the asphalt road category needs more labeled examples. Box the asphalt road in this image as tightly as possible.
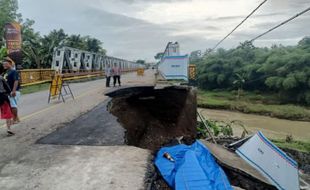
[37,100,126,146]
[0,70,155,190]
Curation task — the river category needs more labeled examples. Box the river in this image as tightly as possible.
[199,108,310,141]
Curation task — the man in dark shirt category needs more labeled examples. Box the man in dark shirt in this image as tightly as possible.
[3,58,20,126]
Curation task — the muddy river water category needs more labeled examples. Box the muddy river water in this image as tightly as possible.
[199,108,310,140]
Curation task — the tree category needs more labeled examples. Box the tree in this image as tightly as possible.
[1,0,107,69]
[84,36,105,54]
[194,38,310,105]
[40,29,67,68]
[0,0,21,45]
[0,46,7,60]
[233,73,246,99]
[190,50,202,63]
[63,34,106,54]
[298,36,310,49]
[22,30,45,69]
[154,52,164,60]
[136,60,145,64]
[63,34,87,50]
[21,19,43,68]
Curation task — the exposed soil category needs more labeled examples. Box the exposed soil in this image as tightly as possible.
[108,86,197,151]
[282,148,310,174]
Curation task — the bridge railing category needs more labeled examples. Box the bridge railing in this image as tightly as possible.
[19,68,139,86]
[19,69,55,86]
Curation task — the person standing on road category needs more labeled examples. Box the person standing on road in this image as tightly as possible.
[105,65,112,87]
[112,65,121,87]
[3,57,20,125]
[0,63,14,136]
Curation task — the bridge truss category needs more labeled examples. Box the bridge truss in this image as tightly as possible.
[51,46,142,73]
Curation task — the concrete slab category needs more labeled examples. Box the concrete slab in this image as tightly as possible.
[201,140,275,188]
[0,145,150,190]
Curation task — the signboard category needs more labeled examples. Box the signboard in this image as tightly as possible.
[48,74,74,103]
[236,132,299,190]
[50,75,63,97]
[137,68,144,76]
[188,64,196,80]
[159,55,189,81]
[188,64,197,86]
[4,22,22,69]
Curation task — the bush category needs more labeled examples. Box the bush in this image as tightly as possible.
[195,37,310,105]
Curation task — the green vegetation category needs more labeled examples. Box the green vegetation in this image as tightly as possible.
[194,39,310,105]
[272,139,310,153]
[197,120,233,138]
[198,90,310,121]
[21,83,50,95]
[197,113,249,139]
[0,0,106,69]
[197,112,310,153]
[0,46,7,60]
[0,0,20,40]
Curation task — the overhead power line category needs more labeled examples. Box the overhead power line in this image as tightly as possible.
[211,0,268,52]
[250,6,310,42]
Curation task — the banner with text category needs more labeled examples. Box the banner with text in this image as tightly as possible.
[4,22,22,69]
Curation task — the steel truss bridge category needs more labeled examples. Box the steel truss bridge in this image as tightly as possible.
[52,46,143,73]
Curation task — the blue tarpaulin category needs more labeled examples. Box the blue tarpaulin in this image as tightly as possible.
[155,140,233,190]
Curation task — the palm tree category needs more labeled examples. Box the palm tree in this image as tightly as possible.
[233,73,246,99]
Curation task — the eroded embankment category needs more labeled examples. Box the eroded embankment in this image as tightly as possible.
[107,86,280,190]
[108,86,197,151]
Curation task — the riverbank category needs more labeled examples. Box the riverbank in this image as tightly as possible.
[272,139,310,153]
[199,108,310,151]
[198,90,310,121]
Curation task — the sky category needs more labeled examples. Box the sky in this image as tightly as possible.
[18,0,310,61]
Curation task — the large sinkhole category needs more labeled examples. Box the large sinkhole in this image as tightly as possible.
[108,86,197,150]
[37,86,197,151]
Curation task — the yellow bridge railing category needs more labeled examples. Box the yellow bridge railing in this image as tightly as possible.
[19,69,138,87]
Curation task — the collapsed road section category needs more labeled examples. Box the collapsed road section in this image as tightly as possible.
[105,86,283,190]
[106,85,197,151]
[37,83,306,190]
[38,84,198,150]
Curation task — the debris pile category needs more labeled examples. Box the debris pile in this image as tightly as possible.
[106,86,307,190]
[155,140,233,190]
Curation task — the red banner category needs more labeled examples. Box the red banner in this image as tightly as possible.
[4,22,22,69]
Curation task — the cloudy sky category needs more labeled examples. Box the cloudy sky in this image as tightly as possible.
[18,0,310,61]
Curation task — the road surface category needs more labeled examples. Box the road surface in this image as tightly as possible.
[0,71,155,190]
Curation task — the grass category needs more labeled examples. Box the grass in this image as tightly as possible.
[272,139,310,153]
[21,83,50,95]
[197,90,310,121]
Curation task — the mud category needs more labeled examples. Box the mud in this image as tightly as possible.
[108,86,197,151]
